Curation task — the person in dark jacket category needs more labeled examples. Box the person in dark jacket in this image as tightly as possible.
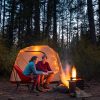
[23,56,47,92]
[36,55,54,89]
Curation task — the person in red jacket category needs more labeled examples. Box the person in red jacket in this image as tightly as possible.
[36,55,54,89]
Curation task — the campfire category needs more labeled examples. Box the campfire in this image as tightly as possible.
[60,64,84,97]
[71,66,77,80]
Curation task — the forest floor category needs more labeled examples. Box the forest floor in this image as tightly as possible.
[0,79,100,100]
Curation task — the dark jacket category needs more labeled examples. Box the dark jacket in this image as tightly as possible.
[36,61,52,72]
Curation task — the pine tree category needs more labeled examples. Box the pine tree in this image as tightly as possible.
[87,0,96,44]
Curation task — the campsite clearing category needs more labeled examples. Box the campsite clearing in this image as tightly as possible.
[0,80,100,100]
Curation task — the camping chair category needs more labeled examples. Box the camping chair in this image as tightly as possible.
[14,65,33,91]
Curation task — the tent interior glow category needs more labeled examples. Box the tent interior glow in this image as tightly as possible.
[10,45,62,83]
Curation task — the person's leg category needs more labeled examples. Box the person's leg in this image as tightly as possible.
[36,75,41,88]
[40,75,45,86]
[31,75,40,92]
[36,75,46,92]
[45,73,54,84]
[43,73,54,89]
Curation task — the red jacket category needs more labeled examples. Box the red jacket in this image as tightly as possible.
[36,61,52,72]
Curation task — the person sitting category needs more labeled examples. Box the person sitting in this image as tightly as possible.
[23,56,47,92]
[36,55,54,89]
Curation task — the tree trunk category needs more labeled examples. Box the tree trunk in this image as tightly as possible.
[76,0,79,43]
[7,0,16,47]
[69,12,72,46]
[53,0,57,48]
[0,0,2,30]
[45,0,53,40]
[61,18,64,49]
[42,0,46,40]
[87,0,96,44]
[18,3,22,48]
[34,0,40,40]
[66,13,69,48]
[98,0,100,35]
[2,0,5,37]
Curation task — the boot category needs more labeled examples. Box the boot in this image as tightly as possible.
[36,86,46,92]
[43,83,51,89]
[30,85,39,93]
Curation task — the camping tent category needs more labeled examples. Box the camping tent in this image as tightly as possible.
[10,45,62,82]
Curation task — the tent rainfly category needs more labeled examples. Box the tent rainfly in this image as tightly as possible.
[10,45,62,83]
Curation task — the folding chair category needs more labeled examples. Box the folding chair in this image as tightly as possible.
[14,65,33,91]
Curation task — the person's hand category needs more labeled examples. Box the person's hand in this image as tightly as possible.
[48,71,54,74]
[43,72,48,75]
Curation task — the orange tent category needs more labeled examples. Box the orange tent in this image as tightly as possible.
[10,45,62,82]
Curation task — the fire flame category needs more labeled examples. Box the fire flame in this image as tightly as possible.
[60,64,71,88]
[60,65,77,88]
[72,66,77,80]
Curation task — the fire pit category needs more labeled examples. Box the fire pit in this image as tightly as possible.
[58,66,91,99]
[59,65,85,97]
[69,78,84,97]
[67,66,84,97]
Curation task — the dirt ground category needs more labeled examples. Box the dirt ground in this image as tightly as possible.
[0,80,100,100]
